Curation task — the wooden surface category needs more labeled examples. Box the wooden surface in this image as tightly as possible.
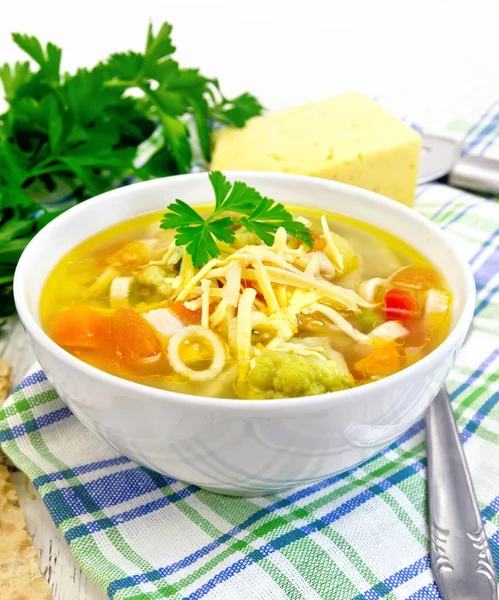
[0,316,106,600]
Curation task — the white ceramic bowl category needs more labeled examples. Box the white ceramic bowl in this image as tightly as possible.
[14,173,475,496]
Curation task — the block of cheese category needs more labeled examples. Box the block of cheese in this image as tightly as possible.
[211,92,421,206]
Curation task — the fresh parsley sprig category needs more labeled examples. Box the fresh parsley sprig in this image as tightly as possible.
[160,172,314,268]
[0,22,264,326]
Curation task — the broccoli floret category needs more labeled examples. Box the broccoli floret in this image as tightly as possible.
[136,266,172,296]
[246,350,354,399]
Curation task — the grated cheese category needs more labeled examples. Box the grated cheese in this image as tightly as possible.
[296,215,313,228]
[272,340,329,361]
[172,251,195,291]
[186,287,223,300]
[275,285,288,308]
[236,287,257,381]
[254,296,268,311]
[305,302,370,342]
[148,241,182,267]
[200,279,211,329]
[321,215,344,271]
[222,261,242,308]
[167,247,184,266]
[272,227,288,252]
[253,259,280,314]
[295,337,350,372]
[304,253,321,277]
[246,266,366,311]
[210,299,229,327]
[268,312,296,340]
[251,311,271,328]
[175,258,223,301]
[228,246,303,274]
[206,266,231,279]
[317,252,336,279]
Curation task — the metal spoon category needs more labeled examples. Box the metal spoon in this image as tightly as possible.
[426,387,498,599]
[418,134,499,195]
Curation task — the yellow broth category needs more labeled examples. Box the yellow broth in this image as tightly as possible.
[40,207,451,399]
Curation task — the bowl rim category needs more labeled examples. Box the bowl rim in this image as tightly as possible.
[14,171,477,414]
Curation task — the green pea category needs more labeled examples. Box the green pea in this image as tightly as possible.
[357,309,382,333]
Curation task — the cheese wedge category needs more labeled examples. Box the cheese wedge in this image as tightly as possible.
[211,92,421,206]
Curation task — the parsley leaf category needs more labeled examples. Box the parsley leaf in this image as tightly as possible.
[241,197,313,247]
[209,170,232,210]
[160,172,313,267]
[144,23,176,73]
[160,198,235,268]
[214,92,264,128]
[160,199,205,230]
[208,83,264,128]
[0,61,32,102]
[0,22,264,316]
[209,171,262,215]
[176,217,235,268]
[104,52,144,81]
[11,34,61,80]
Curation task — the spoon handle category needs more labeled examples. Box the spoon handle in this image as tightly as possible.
[426,387,497,600]
[449,155,499,196]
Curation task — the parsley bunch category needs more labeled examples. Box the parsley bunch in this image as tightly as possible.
[161,172,313,268]
[0,23,263,325]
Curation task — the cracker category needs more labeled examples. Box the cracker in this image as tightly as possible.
[0,360,53,599]
[0,359,12,402]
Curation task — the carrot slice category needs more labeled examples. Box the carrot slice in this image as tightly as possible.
[354,341,402,377]
[391,266,442,291]
[312,232,327,252]
[106,241,151,269]
[240,279,265,302]
[299,232,326,252]
[167,301,203,325]
[51,306,112,349]
[112,308,161,361]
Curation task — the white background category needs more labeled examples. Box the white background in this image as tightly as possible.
[1,0,499,129]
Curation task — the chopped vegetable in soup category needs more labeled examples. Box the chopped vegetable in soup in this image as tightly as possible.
[41,178,451,400]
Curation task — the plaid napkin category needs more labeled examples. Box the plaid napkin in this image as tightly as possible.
[1,104,499,600]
